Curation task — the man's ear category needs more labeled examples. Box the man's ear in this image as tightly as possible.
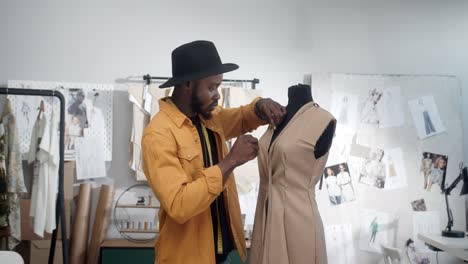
[186,81,197,96]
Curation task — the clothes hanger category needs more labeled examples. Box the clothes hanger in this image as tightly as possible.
[36,99,45,120]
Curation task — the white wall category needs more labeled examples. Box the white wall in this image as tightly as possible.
[1,0,467,263]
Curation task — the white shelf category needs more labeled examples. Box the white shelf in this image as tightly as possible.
[120,229,159,234]
[116,204,160,209]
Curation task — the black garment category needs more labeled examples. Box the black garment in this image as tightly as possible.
[190,116,234,263]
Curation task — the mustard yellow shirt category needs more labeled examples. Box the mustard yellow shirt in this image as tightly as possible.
[142,97,265,264]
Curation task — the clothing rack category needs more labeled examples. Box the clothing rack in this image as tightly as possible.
[0,87,68,264]
[142,74,260,89]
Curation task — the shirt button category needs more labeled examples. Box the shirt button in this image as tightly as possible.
[187,155,191,158]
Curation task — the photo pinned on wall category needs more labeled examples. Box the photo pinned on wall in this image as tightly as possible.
[408,95,445,140]
[359,209,398,253]
[411,199,427,212]
[359,148,386,189]
[383,148,407,190]
[323,163,356,206]
[325,223,356,264]
[330,92,359,130]
[65,88,87,151]
[420,152,448,192]
[379,86,405,128]
[360,88,383,126]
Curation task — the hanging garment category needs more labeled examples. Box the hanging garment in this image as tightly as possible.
[0,99,27,249]
[33,104,59,236]
[128,83,172,181]
[27,114,46,225]
[250,102,334,264]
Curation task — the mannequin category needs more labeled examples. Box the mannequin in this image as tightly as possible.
[250,84,337,264]
[270,84,335,158]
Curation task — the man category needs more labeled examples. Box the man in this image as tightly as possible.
[142,40,286,264]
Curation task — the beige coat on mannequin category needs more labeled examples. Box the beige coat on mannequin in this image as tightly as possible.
[249,102,335,264]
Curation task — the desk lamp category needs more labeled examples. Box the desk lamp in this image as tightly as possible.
[441,164,468,238]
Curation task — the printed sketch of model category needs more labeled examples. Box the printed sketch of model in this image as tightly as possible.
[360,88,383,125]
[386,155,397,178]
[410,199,427,212]
[337,163,355,202]
[369,217,378,244]
[67,89,88,131]
[420,153,433,189]
[21,101,31,125]
[324,167,342,205]
[339,95,349,125]
[427,155,447,191]
[359,149,386,189]
[418,98,436,135]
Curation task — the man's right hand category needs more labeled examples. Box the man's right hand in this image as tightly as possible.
[218,134,259,184]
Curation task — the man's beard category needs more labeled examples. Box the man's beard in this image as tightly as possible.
[191,87,211,119]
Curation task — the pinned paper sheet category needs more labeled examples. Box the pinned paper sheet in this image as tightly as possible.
[380,86,405,128]
[75,137,106,180]
[383,148,407,190]
[359,209,398,253]
[323,163,356,206]
[325,223,356,264]
[330,92,359,130]
[408,95,445,140]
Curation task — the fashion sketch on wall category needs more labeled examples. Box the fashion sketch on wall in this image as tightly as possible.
[383,148,407,190]
[359,209,398,253]
[408,95,445,140]
[360,88,383,125]
[330,93,358,130]
[359,148,386,189]
[323,163,356,205]
[380,86,405,128]
[325,223,355,264]
[420,152,448,191]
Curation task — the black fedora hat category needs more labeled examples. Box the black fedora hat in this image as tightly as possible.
[159,40,239,88]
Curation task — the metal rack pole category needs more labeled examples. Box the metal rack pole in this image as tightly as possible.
[0,87,68,264]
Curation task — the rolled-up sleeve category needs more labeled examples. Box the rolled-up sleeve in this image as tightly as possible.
[142,130,222,224]
[218,97,267,140]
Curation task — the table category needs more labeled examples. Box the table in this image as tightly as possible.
[418,233,468,261]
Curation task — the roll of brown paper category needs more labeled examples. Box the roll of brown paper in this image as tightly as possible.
[70,183,92,264]
[87,185,115,264]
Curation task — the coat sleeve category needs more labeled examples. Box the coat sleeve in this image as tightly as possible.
[142,129,223,224]
[217,97,267,140]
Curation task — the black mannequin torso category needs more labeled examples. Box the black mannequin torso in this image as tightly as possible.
[270,84,335,159]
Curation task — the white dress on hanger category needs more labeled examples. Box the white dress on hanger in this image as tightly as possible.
[27,113,47,227]
[34,105,59,236]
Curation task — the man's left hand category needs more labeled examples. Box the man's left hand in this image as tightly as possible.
[255,98,287,129]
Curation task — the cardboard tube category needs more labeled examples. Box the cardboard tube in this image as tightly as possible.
[87,185,114,264]
[70,183,92,264]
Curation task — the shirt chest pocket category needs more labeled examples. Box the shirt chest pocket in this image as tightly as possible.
[177,147,203,180]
